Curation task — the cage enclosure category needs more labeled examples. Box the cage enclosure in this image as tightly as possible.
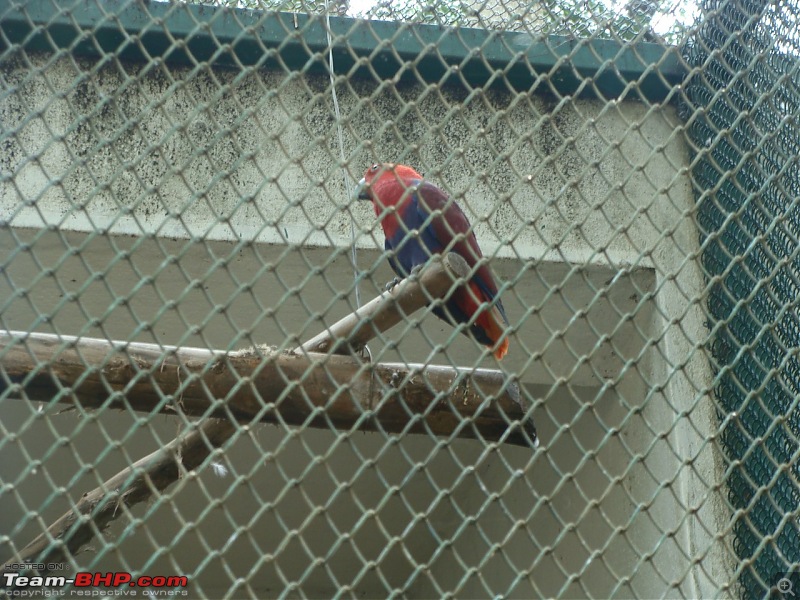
[2,0,799,597]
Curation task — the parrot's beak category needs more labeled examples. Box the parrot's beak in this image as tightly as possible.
[356,177,370,201]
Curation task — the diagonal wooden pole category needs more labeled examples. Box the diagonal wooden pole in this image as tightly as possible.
[299,252,470,355]
[3,419,236,575]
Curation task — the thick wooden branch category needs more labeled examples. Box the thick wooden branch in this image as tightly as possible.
[0,252,534,572]
[300,252,470,355]
[0,251,535,446]
[4,418,236,576]
[0,331,535,447]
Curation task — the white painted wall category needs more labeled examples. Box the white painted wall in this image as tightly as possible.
[1,50,731,597]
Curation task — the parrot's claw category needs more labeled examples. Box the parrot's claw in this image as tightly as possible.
[385,265,423,292]
[385,277,402,292]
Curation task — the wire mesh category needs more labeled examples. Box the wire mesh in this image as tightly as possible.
[682,0,800,596]
[0,0,797,597]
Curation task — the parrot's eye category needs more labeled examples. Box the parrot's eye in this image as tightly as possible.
[370,164,380,171]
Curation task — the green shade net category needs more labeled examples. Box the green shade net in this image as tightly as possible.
[682,0,800,595]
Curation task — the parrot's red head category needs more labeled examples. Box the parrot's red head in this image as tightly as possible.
[357,163,423,214]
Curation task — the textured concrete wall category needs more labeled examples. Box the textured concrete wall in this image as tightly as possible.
[5,53,685,269]
[1,50,729,598]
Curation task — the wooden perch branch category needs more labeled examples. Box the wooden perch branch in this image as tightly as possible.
[0,253,534,447]
[0,332,534,446]
[4,418,236,576]
[300,252,470,355]
[0,253,535,572]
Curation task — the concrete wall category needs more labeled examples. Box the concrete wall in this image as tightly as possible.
[1,49,731,597]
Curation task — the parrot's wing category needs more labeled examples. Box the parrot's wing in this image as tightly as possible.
[414,182,484,267]
[385,238,403,279]
[414,180,510,358]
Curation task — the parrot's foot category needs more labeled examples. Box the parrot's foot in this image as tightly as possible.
[385,265,423,292]
[385,277,403,292]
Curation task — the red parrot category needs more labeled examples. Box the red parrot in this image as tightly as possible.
[358,163,509,359]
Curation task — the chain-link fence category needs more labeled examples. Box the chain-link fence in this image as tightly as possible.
[0,0,797,597]
[683,0,800,596]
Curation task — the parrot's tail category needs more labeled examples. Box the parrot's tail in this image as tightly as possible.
[489,306,510,360]
[453,282,510,359]
[494,337,509,360]
[477,303,509,360]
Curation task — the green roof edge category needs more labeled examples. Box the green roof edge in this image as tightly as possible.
[0,0,687,101]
